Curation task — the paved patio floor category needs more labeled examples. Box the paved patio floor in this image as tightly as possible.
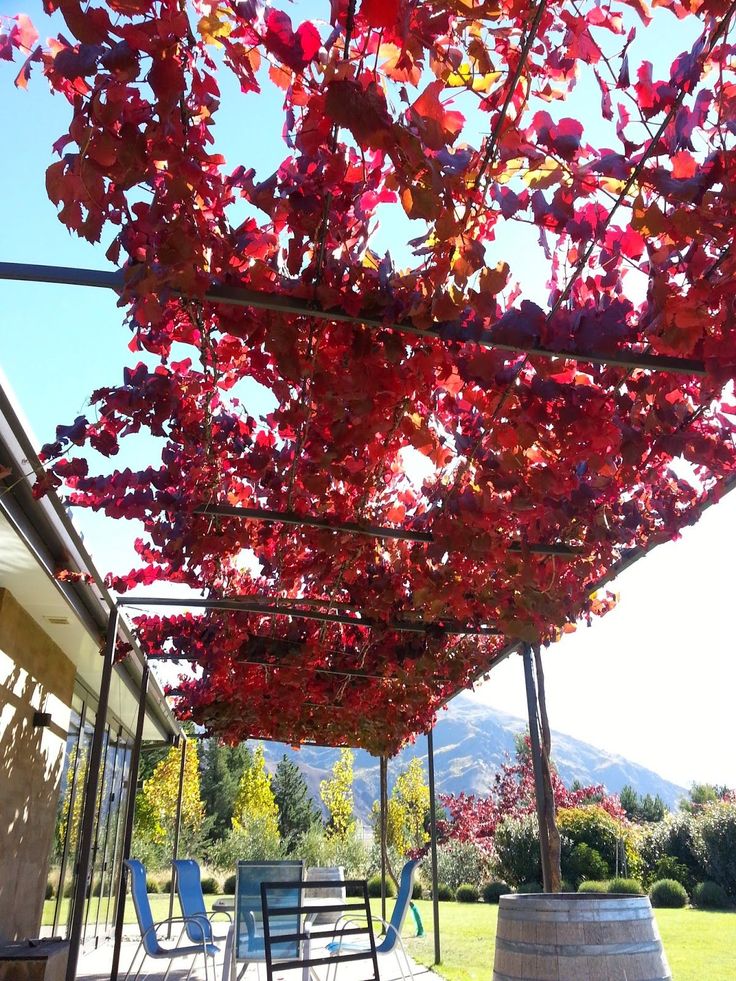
[77,932,441,981]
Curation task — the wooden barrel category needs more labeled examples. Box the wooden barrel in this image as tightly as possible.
[493,893,672,980]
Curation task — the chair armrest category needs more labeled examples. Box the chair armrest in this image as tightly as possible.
[209,910,233,923]
[141,916,209,946]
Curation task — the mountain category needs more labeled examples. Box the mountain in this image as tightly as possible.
[256,692,686,820]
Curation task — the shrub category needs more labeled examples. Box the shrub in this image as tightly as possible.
[90,879,103,897]
[63,881,75,899]
[207,824,284,872]
[437,883,454,901]
[517,881,543,893]
[578,880,609,893]
[201,876,221,895]
[146,878,160,894]
[638,813,703,889]
[293,824,370,882]
[224,874,237,895]
[560,880,576,893]
[649,879,688,908]
[692,881,730,910]
[651,855,696,893]
[566,843,609,887]
[691,803,736,897]
[45,881,55,901]
[455,883,479,903]
[367,875,396,899]
[558,806,641,882]
[160,879,172,894]
[493,815,541,888]
[411,881,423,900]
[483,881,512,904]
[428,839,493,892]
[608,878,643,895]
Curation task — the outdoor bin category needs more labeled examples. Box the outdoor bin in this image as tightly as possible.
[493,893,671,980]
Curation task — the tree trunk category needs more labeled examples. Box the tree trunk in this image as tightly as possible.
[534,644,562,892]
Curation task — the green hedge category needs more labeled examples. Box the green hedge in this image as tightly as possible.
[650,879,688,908]
[692,881,730,910]
[455,883,479,903]
[482,881,512,904]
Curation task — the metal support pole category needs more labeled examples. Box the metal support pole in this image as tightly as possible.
[110,664,150,981]
[167,737,187,935]
[522,642,552,892]
[379,755,388,925]
[66,607,119,981]
[427,728,441,965]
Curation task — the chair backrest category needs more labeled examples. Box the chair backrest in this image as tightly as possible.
[174,858,212,944]
[261,877,379,981]
[235,860,303,961]
[125,859,163,957]
[381,859,421,953]
[305,866,345,925]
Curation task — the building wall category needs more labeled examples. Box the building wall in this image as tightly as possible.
[0,588,75,941]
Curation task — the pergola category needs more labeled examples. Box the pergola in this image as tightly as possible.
[2,0,736,975]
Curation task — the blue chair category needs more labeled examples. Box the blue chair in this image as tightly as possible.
[222,860,303,980]
[123,859,219,981]
[235,861,303,962]
[326,859,421,981]
[174,858,232,945]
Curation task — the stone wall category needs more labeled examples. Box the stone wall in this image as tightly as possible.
[0,589,75,941]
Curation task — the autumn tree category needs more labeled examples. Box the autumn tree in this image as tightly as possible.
[320,748,355,840]
[133,740,204,863]
[272,755,321,842]
[372,758,430,857]
[233,743,280,844]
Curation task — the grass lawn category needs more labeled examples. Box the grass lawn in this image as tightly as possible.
[401,900,736,981]
[43,894,736,980]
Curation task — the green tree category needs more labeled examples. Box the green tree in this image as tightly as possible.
[233,744,280,843]
[681,783,732,813]
[200,739,252,840]
[272,755,320,841]
[320,748,355,839]
[620,785,666,823]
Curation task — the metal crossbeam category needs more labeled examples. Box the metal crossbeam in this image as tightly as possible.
[195,502,579,555]
[0,261,706,375]
[117,594,501,634]
[148,652,401,682]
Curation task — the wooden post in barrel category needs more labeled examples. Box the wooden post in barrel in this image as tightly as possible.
[522,642,561,892]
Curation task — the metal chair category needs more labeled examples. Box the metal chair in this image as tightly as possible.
[222,860,303,981]
[261,877,379,981]
[326,859,421,981]
[124,859,219,981]
[174,858,232,945]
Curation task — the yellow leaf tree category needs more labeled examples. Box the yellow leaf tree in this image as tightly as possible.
[372,758,430,857]
[135,740,204,849]
[233,744,280,843]
[320,748,355,840]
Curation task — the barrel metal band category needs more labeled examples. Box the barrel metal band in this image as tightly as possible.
[495,937,665,957]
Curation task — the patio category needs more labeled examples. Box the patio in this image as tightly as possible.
[75,931,439,981]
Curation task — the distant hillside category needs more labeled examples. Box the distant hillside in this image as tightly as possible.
[256,692,686,820]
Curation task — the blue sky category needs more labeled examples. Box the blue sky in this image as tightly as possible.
[1,0,734,791]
